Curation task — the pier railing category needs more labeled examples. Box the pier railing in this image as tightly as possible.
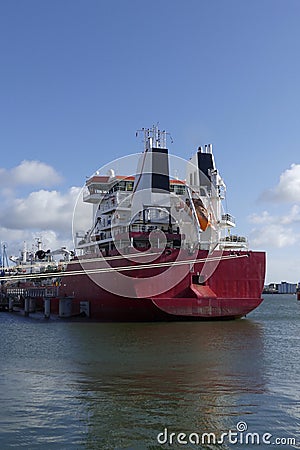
[6,286,59,298]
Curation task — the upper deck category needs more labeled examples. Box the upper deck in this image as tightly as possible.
[76,128,247,253]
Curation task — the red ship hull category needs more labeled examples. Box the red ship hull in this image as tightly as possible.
[59,249,265,321]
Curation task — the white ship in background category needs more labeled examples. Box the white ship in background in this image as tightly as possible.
[7,239,72,274]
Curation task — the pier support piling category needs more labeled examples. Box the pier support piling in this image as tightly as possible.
[8,296,14,312]
[29,298,36,313]
[24,297,30,317]
[44,297,51,319]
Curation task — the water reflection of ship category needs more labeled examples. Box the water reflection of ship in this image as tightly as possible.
[70,319,265,449]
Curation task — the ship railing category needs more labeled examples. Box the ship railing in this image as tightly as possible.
[83,187,106,203]
[221,214,236,226]
[219,236,248,249]
[6,286,59,297]
[220,234,248,243]
[91,231,112,241]
[220,235,247,243]
[98,194,131,213]
[97,217,129,230]
[99,203,131,214]
[129,223,180,234]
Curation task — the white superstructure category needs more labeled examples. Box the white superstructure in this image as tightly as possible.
[78,126,248,255]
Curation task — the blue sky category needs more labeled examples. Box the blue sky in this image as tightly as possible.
[0,0,300,283]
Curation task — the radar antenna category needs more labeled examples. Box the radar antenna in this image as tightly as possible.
[136,125,173,151]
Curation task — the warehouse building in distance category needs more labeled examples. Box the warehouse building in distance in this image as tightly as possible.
[263,281,299,294]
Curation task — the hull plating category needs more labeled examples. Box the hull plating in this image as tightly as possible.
[59,250,265,321]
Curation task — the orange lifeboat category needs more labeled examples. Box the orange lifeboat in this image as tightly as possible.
[192,198,210,231]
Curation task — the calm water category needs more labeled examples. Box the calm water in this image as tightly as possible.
[0,294,299,449]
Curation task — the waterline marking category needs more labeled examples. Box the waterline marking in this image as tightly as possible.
[157,421,297,446]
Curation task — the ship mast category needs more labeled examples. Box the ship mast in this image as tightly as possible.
[136,125,173,151]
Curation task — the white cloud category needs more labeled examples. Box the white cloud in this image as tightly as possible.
[248,210,272,224]
[0,160,62,188]
[0,187,91,232]
[248,208,300,281]
[261,163,300,203]
[281,204,300,224]
[0,159,96,263]
[249,167,300,282]
[248,205,300,249]
[265,254,300,284]
[251,164,300,249]
[249,223,298,249]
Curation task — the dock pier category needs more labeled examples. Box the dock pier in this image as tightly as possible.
[2,286,59,318]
